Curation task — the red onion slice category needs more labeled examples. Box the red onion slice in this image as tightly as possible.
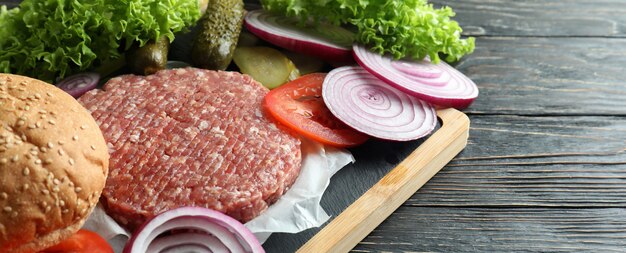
[245,10,355,63]
[353,44,478,109]
[322,66,437,141]
[55,72,100,98]
[124,207,264,253]
[148,233,227,253]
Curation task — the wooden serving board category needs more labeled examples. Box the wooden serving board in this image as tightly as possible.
[264,108,470,252]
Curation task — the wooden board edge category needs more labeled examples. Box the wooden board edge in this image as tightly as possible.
[297,108,470,253]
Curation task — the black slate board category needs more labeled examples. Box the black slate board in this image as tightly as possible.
[263,128,439,252]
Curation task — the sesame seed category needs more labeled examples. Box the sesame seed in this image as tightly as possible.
[34,159,41,165]
[46,92,53,97]
[23,184,29,190]
[52,186,60,192]
[91,145,96,150]
[23,167,30,176]
[58,140,65,145]
[35,122,42,128]
[62,209,69,214]
[19,81,27,86]
[0,158,7,164]
[80,125,87,130]
[23,105,30,111]
[34,93,41,99]
[60,200,65,206]
[68,182,74,187]
[11,155,18,163]
[58,149,65,156]
[0,192,7,199]
[45,206,51,212]
[3,207,12,212]
[53,179,60,185]
[30,150,38,155]
[44,159,52,164]
[72,135,78,141]
[68,158,75,166]
[42,189,49,195]
[27,124,36,129]
[75,187,82,193]
[48,119,56,125]
[47,142,54,148]
[40,147,47,153]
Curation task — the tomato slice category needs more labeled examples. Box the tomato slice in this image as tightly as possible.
[41,229,113,253]
[264,73,369,147]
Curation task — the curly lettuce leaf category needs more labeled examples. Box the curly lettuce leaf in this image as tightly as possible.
[261,0,474,63]
[0,0,200,82]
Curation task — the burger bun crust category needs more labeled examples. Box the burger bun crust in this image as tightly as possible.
[0,74,109,252]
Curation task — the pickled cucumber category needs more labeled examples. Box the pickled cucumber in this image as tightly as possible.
[191,0,245,70]
[126,36,170,75]
[233,46,300,89]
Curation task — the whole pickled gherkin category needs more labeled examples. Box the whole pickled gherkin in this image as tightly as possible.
[191,0,245,70]
[126,36,170,76]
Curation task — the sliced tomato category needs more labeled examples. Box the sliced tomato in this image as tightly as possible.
[41,229,113,253]
[264,73,369,147]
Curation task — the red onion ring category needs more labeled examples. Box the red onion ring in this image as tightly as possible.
[244,10,355,63]
[148,233,227,252]
[123,207,264,253]
[322,66,437,141]
[55,72,100,98]
[353,44,478,109]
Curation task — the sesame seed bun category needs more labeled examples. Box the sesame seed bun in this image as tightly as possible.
[0,74,109,252]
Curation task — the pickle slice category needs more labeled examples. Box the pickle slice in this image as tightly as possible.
[233,46,300,89]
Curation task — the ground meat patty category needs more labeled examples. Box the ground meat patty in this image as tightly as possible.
[78,68,302,230]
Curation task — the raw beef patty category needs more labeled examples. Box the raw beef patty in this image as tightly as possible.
[78,68,302,230]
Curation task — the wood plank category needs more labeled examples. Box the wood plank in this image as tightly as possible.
[454,115,626,163]
[400,114,626,207]
[457,37,626,115]
[431,0,626,37]
[353,207,626,252]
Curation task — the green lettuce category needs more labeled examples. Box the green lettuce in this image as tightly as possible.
[261,0,475,63]
[0,0,200,82]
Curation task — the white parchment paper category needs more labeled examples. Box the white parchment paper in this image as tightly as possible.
[83,139,354,252]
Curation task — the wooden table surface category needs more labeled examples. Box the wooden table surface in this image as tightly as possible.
[3,0,626,252]
[347,1,626,251]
